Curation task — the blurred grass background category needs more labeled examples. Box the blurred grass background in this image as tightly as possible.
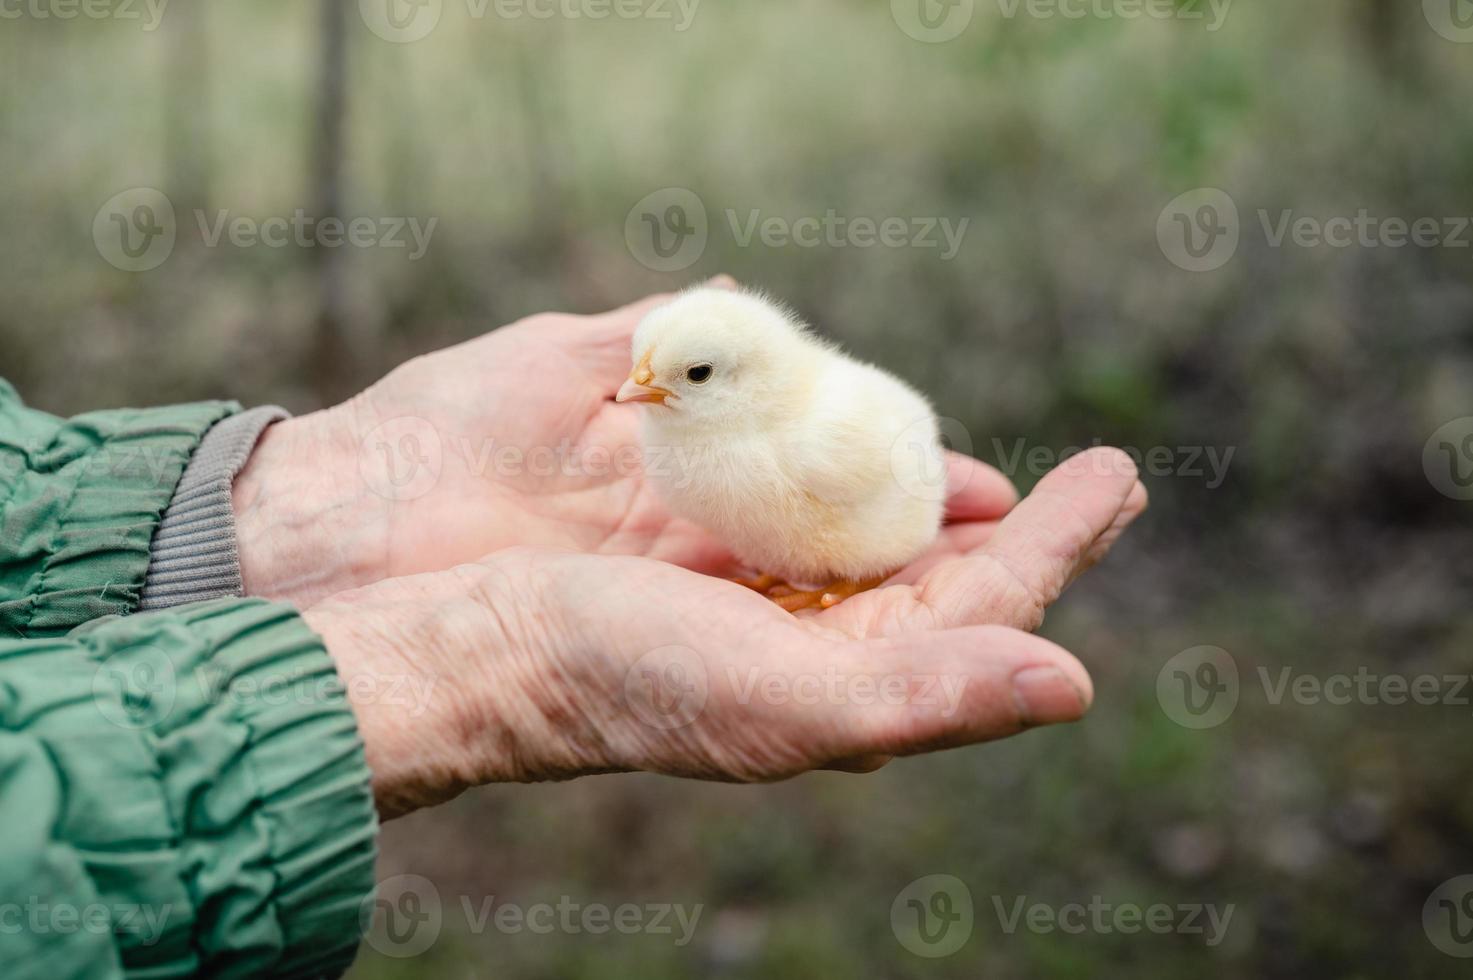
[4,0,1473,976]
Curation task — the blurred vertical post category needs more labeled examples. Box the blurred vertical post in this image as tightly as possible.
[312,0,352,400]
[165,2,210,216]
[1356,0,1416,83]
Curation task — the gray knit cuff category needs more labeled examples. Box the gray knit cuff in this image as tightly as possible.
[139,406,290,611]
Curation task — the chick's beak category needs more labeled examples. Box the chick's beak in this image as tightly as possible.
[615,364,673,405]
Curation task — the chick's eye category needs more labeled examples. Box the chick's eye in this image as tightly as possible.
[686,364,713,385]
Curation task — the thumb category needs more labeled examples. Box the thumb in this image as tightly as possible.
[804,625,1093,766]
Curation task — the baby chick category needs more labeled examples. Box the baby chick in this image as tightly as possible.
[615,288,945,611]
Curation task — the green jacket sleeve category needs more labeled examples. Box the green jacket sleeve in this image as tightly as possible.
[0,381,379,979]
[0,377,236,635]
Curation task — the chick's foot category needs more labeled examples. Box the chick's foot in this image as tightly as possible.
[770,576,885,613]
[730,572,782,593]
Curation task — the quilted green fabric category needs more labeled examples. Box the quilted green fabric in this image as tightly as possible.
[0,380,378,978]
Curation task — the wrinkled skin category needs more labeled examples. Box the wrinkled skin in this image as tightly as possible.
[238,278,1148,818]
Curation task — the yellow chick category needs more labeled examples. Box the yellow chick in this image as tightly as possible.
[615,287,945,611]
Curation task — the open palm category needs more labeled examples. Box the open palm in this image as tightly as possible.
[310,445,1145,812]
[337,286,743,579]
[306,291,1148,812]
[337,280,1048,583]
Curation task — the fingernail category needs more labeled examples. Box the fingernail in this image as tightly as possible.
[1011,666,1087,726]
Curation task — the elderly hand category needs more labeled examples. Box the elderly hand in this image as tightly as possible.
[302,448,1146,818]
[233,280,760,607]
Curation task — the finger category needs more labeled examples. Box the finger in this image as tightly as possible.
[886,520,999,584]
[1071,478,1148,585]
[798,626,1092,764]
[918,447,1141,630]
[943,452,1019,522]
[820,754,893,773]
[873,454,1016,587]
